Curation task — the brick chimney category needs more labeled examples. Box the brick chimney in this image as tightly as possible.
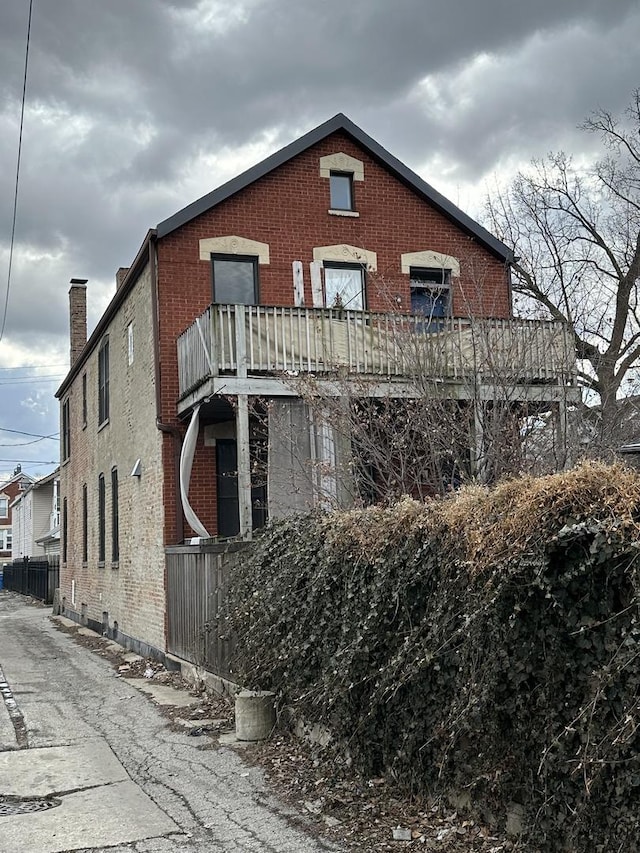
[69,278,88,366]
[116,267,130,290]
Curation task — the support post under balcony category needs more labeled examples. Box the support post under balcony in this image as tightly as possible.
[236,393,252,539]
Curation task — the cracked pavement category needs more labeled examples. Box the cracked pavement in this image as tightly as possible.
[0,592,342,852]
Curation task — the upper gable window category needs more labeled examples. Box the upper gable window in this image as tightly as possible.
[330,172,354,211]
[211,254,258,305]
[320,153,364,217]
[62,398,71,462]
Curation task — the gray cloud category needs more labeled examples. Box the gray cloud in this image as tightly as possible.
[0,0,639,473]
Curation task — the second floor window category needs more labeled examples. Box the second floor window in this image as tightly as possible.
[98,337,109,425]
[62,398,71,461]
[211,254,258,305]
[410,268,451,320]
[0,497,8,518]
[323,263,365,310]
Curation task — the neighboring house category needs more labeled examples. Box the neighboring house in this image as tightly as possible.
[55,113,579,658]
[11,468,60,561]
[0,466,35,562]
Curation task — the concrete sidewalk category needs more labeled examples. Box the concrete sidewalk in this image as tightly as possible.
[0,592,341,853]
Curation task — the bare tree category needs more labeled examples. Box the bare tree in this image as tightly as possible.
[281,304,573,506]
[487,91,640,451]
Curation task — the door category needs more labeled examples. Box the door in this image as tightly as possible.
[216,440,239,538]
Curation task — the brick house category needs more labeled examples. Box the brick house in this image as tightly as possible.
[56,114,578,658]
[0,466,35,561]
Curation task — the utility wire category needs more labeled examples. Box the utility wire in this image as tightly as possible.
[0,427,58,439]
[0,0,34,345]
[0,364,68,371]
[0,375,64,386]
[0,436,51,447]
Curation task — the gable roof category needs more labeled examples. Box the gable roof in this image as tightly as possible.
[156,113,512,262]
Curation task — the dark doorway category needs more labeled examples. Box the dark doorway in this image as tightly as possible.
[216,439,240,538]
[216,436,268,538]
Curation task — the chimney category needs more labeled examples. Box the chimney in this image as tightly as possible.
[69,278,88,366]
[116,267,130,290]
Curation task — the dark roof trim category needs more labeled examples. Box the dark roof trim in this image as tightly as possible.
[156,113,512,262]
[56,230,157,399]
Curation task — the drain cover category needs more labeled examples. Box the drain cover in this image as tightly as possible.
[0,795,62,817]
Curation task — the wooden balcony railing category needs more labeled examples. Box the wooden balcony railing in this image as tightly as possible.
[177,304,576,399]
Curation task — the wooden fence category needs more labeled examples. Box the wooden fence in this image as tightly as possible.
[165,542,251,679]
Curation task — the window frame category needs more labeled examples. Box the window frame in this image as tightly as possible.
[62,497,68,563]
[127,322,134,366]
[82,372,87,428]
[211,253,259,305]
[82,483,88,563]
[62,398,71,462]
[111,467,119,564]
[409,267,452,320]
[329,171,354,211]
[98,473,105,564]
[98,337,110,426]
[323,262,366,310]
[0,497,8,519]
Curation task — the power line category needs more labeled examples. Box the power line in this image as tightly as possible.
[0,459,57,465]
[0,0,34,345]
[0,375,64,386]
[0,427,58,439]
[0,364,68,371]
[0,436,51,447]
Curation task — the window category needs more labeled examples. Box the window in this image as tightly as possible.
[211,254,258,305]
[127,323,134,366]
[323,263,365,310]
[98,473,105,563]
[410,268,451,320]
[82,484,88,563]
[111,467,119,563]
[82,373,87,427]
[0,529,11,551]
[62,398,71,461]
[98,337,109,425]
[62,498,68,563]
[0,497,7,518]
[329,171,354,210]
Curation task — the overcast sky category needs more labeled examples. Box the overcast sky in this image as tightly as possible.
[0,0,638,483]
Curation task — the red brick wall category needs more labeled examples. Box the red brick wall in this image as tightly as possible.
[156,130,511,542]
[0,477,26,558]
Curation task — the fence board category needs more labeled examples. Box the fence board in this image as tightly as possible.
[166,544,248,679]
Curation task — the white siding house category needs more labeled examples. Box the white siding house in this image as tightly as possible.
[10,470,60,560]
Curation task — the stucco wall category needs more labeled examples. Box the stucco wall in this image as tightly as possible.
[59,262,166,651]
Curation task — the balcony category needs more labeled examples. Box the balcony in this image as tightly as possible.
[176,304,578,412]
